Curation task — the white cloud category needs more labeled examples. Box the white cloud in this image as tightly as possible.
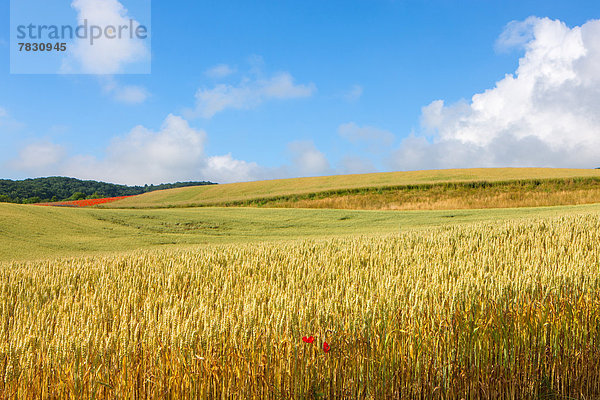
[73,115,207,184]
[10,142,66,172]
[342,84,363,102]
[260,73,315,99]
[9,117,382,183]
[189,71,316,119]
[113,85,149,104]
[0,107,7,118]
[6,110,383,183]
[390,17,600,170]
[339,122,395,150]
[101,77,149,104]
[495,17,538,52]
[201,154,263,183]
[9,115,268,185]
[205,64,236,79]
[287,141,331,177]
[61,0,150,74]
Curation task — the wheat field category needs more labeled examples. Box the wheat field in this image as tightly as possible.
[1,213,600,398]
[246,178,600,211]
[107,168,600,209]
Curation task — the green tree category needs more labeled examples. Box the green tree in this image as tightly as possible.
[24,197,41,204]
[70,192,87,201]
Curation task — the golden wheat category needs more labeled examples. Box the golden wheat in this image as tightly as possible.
[258,183,600,211]
[2,214,600,398]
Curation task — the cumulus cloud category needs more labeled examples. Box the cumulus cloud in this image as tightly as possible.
[51,115,206,184]
[61,0,150,74]
[201,154,263,183]
[8,115,277,185]
[101,115,206,182]
[8,119,338,184]
[10,114,384,183]
[287,141,331,177]
[390,17,600,171]
[189,71,316,119]
[205,64,236,79]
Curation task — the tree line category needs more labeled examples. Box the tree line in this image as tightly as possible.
[0,177,216,204]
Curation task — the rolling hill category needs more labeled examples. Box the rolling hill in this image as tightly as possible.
[4,167,600,261]
[106,168,600,209]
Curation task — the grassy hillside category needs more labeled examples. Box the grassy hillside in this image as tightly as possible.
[106,168,600,209]
[3,201,600,262]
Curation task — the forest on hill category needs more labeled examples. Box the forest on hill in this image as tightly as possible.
[0,177,216,204]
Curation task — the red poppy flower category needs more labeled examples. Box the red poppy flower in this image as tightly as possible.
[323,342,330,353]
[302,336,315,344]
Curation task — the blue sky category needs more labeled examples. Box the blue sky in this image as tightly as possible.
[1,0,600,184]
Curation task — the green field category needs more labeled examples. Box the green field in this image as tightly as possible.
[106,168,600,209]
[3,201,600,262]
[3,167,600,262]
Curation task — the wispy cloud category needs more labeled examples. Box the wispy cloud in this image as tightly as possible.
[112,85,149,104]
[342,84,363,102]
[495,16,538,52]
[205,64,236,79]
[101,77,150,104]
[9,142,66,171]
[338,155,377,175]
[0,107,25,131]
[188,65,316,119]
[339,122,395,151]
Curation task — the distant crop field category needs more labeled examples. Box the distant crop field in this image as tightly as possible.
[223,177,600,211]
[3,201,600,262]
[106,168,600,209]
[2,214,600,398]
